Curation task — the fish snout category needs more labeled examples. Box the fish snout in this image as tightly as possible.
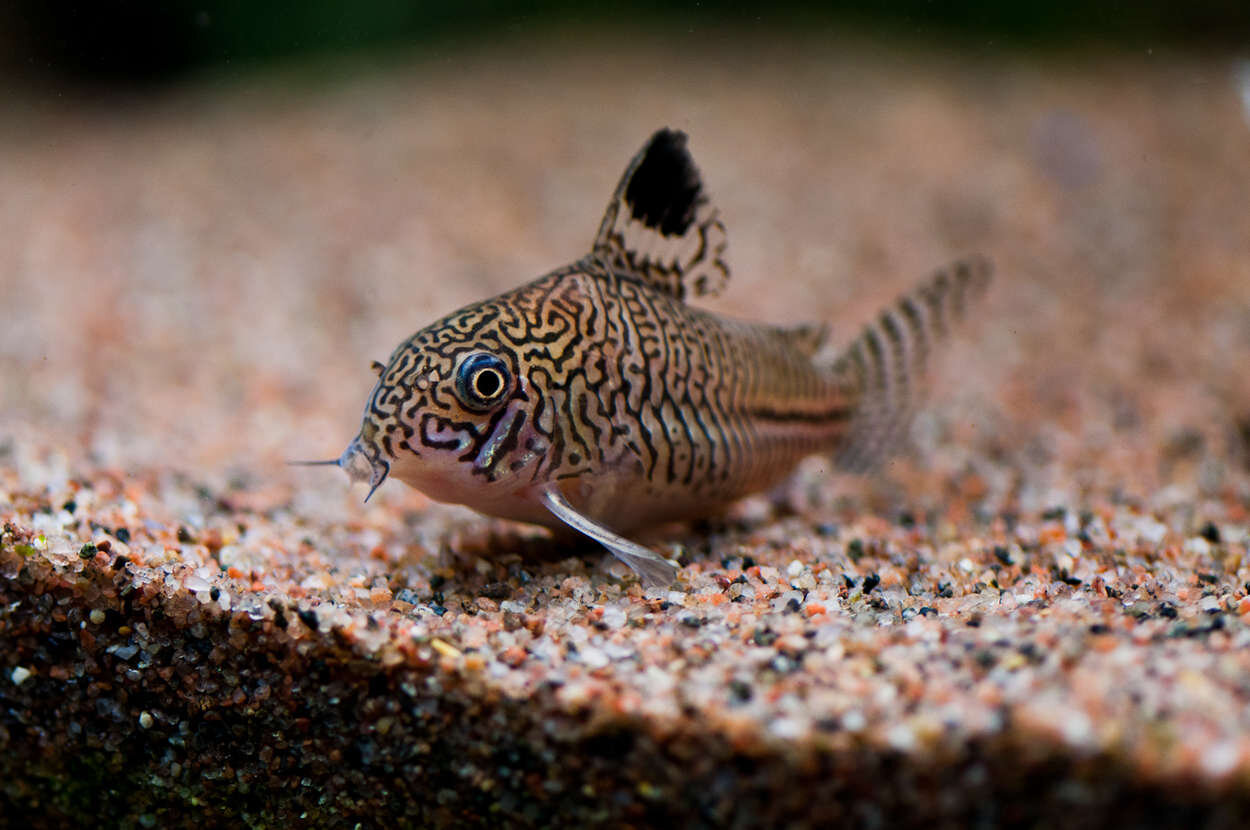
[339,436,390,501]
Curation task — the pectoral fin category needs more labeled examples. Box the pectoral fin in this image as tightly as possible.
[541,488,678,588]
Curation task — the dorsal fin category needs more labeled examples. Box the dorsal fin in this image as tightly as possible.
[590,128,730,301]
[778,322,832,359]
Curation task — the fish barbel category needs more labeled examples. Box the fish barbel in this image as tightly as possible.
[327,129,990,586]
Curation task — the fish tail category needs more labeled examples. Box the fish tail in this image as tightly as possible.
[832,255,992,471]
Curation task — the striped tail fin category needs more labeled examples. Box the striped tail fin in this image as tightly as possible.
[833,256,993,472]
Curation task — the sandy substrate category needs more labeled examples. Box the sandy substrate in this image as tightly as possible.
[3,28,1250,827]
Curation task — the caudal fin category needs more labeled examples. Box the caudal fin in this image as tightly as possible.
[833,256,992,471]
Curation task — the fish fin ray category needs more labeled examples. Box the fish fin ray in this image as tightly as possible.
[541,487,678,588]
[590,128,729,301]
[834,255,993,472]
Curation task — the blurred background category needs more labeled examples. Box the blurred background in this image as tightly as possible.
[2,2,1250,519]
[4,1,1250,86]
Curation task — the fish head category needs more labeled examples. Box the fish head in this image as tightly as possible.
[340,295,554,514]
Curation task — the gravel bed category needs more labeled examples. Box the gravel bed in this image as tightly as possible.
[3,28,1250,828]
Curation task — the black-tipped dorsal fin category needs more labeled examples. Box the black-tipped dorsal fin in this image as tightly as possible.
[590,128,729,301]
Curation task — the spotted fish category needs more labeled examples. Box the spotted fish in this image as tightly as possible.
[325,129,990,587]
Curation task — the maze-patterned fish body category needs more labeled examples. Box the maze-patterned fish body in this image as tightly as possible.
[334,129,990,586]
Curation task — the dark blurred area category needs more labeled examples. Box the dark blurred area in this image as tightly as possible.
[4,0,1250,87]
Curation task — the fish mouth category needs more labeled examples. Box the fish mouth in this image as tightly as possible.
[339,436,390,502]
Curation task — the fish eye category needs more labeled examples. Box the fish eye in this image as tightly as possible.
[454,352,512,411]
